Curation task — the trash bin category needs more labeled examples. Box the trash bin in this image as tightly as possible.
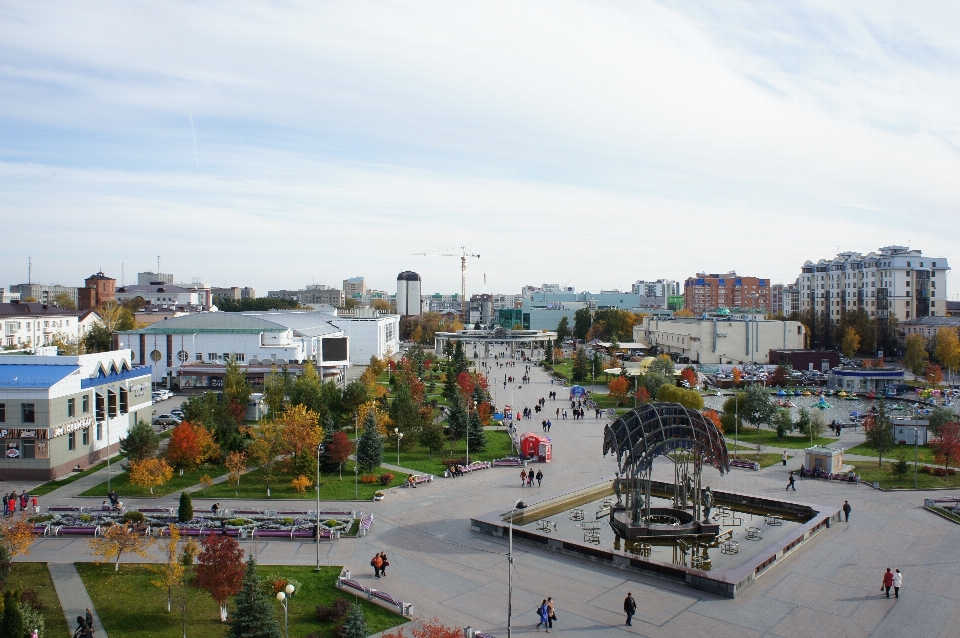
[343,569,351,580]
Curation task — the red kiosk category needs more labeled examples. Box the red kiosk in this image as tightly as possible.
[519,432,552,462]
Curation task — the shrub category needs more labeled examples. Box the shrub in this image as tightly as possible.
[19,587,45,611]
[360,474,378,484]
[325,519,341,527]
[80,514,92,523]
[441,458,467,467]
[226,518,253,526]
[123,511,145,523]
[283,517,295,526]
[920,465,932,474]
[27,515,53,523]
[378,473,394,486]
[316,597,352,622]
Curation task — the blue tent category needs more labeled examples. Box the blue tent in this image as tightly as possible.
[570,385,587,397]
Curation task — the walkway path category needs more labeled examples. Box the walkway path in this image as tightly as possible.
[48,562,108,638]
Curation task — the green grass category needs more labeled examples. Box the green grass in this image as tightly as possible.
[851,461,960,490]
[723,428,836,449]
[30,456,123,495]
[80,465,228,498]
[845,442,939,464]
[6,563,70,637]
[200,461,407,501]
[391,429,516,475]
[76,563,406,638]
[727,452,785,469]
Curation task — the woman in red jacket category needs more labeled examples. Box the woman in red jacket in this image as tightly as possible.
[882,568,894,598]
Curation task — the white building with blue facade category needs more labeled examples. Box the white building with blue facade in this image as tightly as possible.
[0,350,151,480]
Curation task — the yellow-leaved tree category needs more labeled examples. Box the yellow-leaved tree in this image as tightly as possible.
[129,458,174,494]
[90,523,152,571]
[356,400,393,436]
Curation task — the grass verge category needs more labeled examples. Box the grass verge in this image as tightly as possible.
[30,456,126,496]
[80,465,228,499]
[76,563,406,638]
[393,429,515,475]
[845,442,938,464]
[6,562,70,636]
[723,428,836,449]
[851,461,960,489]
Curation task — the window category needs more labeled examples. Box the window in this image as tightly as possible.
[68,397,76,417]
[119,387,128,414]
[68,431,76,451]
[82,394,89,413]
[96,421,102,440]
[0,403,4,422]
[208,353,217,361]
[196,353,203,361]
[108,390,118,418]
[22,440,35,459]
[21,403,35,423]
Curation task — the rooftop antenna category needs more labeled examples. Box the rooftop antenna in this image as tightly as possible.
[28,256,32,285]
[157,255,161,276]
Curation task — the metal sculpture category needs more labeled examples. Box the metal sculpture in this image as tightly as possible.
[603,402,730,526]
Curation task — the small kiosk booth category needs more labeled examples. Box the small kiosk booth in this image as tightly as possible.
[519,432,552,462]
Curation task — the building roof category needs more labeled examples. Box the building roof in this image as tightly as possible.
[120,312,288,335]
[116,284,195,294]
[0,363,80,388]
[85,271,114,281]
[0,302,78,317]
[900,316,960,327]
[241,311,344,337]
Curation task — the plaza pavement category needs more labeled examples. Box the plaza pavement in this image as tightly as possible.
[12,354,960,637]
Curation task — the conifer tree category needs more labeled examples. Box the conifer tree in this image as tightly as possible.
[0,590,26,638]
[355,410,384,472]
[178,492,193,523]
[340,603,368,638]
[225,556,281,638]
[468,408,487,454]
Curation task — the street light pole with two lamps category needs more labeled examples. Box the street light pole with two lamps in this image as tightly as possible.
[276,583,295,638]
[393,428,403,466]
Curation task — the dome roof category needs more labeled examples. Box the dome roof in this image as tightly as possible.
[397,271,421,281]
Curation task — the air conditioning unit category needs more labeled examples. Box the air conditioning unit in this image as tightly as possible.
[249,358,261,365]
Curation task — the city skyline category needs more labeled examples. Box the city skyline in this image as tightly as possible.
[2,2,959,296]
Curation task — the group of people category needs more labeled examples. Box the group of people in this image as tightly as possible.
[882,567,904,598]
[535,597,557,632]
[3,490,36,517]
[520,468,544,487]
[370,551,390,578]
[448,465,466,477]
[106,490,122,512]
[74,608,95,638]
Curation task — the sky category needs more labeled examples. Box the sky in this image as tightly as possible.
[2,1,959,299]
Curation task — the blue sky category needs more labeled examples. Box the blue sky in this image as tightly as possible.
[2,1,958,297]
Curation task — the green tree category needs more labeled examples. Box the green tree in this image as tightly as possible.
[865,398,896,467]
[178,492,194,523]
[216,297,300,312]
[639,371,672,398]
[120,419,161,461]
[262,366,289,416]
[571,347,589,383]
[720,393,746,433]
[771,408,793,441]
[418,419,446,459]
[225,556,282,638]
[556,316,570,344]
[742,384,775,430]
[544,339,554,364]
[355,410,384,472]
[340,603,368,638]
[795,407,811,435]
[446,393,469,445]
[573,307,593,341]
[51,291,77,309]
[388,382,424,444]
[452,340,469,375]
[467,408,486,455]
[1,590,26,638]
[928,406,956,437]
[83,322,114,353]
[222,357,252,427]
[590,351,603,381]
[648,355,675,378]
[903,333,929,377]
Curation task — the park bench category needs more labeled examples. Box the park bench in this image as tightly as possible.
[337,577,369,595]
[276,510,310,516]
[54,526,100,536]
[493,458,525,467]
[47,506,84,513]
[232,509,266,516]
[403,474,433,487]
[317,510,355,518]
[360,514,374,533]
[730,459,760,471]
[178,528,237,537]
[31,525,49,536]
[136,507,174,515]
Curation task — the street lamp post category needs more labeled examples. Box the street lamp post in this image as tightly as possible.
[316,443,324,571]
[276,583,295,638]
[354,465,359,500]
[507,499,526,638]
[393,428,404,466]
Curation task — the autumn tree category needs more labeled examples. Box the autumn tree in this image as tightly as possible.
[925,364,944,387]
[278,404,323,478]
[150,525,193,613]
[129,458,174,494]
[864,399,896,467]
[90,523,152,571]
[166,422,201,471]
[225,451,248,491]
[193,423,221,465]
[634,386,651,405]
[380,617,464,638]
[262,365,290,416]
[1,515,37,559]
[933,328,960,382]
[326,431,353,479]
[702,408,723,433]
[680,367,698,389]
[841,327,861,359]
[196,533,245,622]
[246,421,283,495]
[608,376,629,406]
[903,333,929,377]
[731,367,742,386]
[291,475,313,493]
[930,422,960,473]
[222,356,252,427]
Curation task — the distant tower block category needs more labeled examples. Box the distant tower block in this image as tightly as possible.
[397,271,422,316]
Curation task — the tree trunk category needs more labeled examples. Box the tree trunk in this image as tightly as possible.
[115,556,120,571]
[220,603,228,622]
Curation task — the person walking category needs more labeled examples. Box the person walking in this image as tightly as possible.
[842,500,852,522]
[528,471,535,487]
[624,592,637,626]
[799,464,805,480]
[85,608,94,632]
[32,495,38,514]
[546,597,556,630]
[371,553,383,578]
[882,567,894,597]
[536,599,550,632]
[893,569,902,598]
[521,469,528,487]
[781,450,788,466]
[786,471,796,491]
[379,552,389,577]
[536,470,543,488]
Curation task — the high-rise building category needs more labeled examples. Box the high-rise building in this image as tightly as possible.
[631,279,680,298]
[683,272,772,314]
[396,271,422,316]
[9,283,78,307]
[343,277,366,298]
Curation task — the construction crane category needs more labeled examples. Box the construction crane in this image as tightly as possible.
[413,247,480,320]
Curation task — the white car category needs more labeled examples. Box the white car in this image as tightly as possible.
[152,414,182,427]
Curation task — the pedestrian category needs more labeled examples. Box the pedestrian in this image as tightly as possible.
[372,553,383,578]
[799,464,805,480]
[536,470,543,487]
[781,450,788,466]
[211,502,220,517]
[842,500,852,522]
[542,420,547,432]
[521,469,528,487]
[893,569,902,598]
[528,472,534,487]
[624,591,637,626]
[20,491,28,511]
[786,471,796,491]
[85,608,94,632]
[379,552,389,577]
[2,493,8,517]
[882,567,893,597]
[546,420,552,433]
[32,495,38,514]
[75,616,91,638]
[7,495,14,517]
[547,597,556,630]
[536,599,550,632]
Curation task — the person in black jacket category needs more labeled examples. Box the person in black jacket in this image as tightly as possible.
[624,592,637,626]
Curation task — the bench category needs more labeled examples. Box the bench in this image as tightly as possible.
[730,459,760,471]
[403,474,433,487]
[232,509,266,516]
[31,525,50,536]
[55,526,101,536]
[47,506,84,513]
[178,528,238,537]
[136,507,174,515]
[493,458,525,467]
[337,578,369,595]
[745,527,763,541]
[360,515,374,533]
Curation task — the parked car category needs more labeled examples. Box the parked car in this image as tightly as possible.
[170,408,185,419]
[153,414,182,427]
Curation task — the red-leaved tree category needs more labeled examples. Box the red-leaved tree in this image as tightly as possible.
[680,367,698,389]
[931,422,960,472]
[166,422,200,470]
[328,431,353,479]
[196,534,245,622]
[380,617,462,638]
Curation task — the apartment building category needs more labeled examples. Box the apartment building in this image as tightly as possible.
[683,273,772,314]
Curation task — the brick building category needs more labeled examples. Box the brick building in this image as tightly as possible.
[684,272,771,314]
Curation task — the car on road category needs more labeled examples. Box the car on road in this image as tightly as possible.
[153,414,182,426]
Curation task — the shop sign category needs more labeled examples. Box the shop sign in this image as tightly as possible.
[52,416,95,438]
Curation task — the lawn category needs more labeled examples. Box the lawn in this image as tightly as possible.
[850,461,960,490]
[76,563,406,638]
[30,456,125,495]
[6,563,70,637]
[393,429,515,475]
[200,460,407,501]
[723,428,836,449]
[80,465,228,499]
[845,442,939,465]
